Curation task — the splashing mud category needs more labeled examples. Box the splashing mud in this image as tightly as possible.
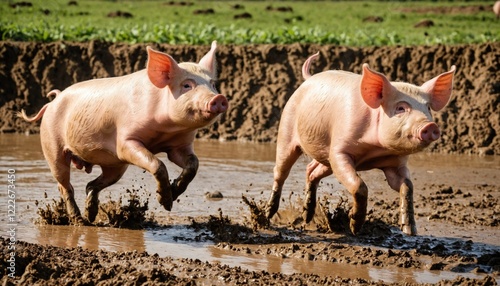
[97,189,150,229]
[228,191,500,281]
[241,195,269,230]
[36,195,70,226]
[36,189,153,229]
[190,208,254,243]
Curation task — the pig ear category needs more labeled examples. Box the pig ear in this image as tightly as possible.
[146,46,180,88]
[198,41,217,78]
[360,64,392,109]
[421,65,456,111]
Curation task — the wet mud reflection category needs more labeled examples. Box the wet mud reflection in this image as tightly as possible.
[1,134,499,284]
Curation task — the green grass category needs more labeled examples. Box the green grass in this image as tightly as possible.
[1,0,498,46]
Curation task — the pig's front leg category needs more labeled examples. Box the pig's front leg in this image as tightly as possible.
[331,154,368,235]
[168,152,199,201]
[119,140,173,211]
[383,167,417,235]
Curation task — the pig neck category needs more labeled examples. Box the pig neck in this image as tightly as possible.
[344,108,407,170]
[356,107,394,156]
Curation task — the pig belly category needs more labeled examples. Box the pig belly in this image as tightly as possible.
[64,125,121,167]
[298,133,332,166]
[68,145,122,167]
[295,125,333,165]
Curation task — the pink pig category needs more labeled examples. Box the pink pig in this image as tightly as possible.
[20,41,228,225]
[265,52,455,235]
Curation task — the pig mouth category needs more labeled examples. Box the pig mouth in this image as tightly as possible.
[202,110,220,119]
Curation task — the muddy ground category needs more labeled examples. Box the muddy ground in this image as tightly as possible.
[1,183,499,285]
[1,153,499,285]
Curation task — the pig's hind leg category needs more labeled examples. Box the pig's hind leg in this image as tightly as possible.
[330,154,368,235]
[47,151,85,225]
[84,165,129,222]
[303,160,333,223]
[265,144,303,220]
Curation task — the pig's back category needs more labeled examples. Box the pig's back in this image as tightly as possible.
[41,70,151,152]
[291,70,363,162]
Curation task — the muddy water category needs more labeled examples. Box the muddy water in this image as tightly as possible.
[1,134,499,283]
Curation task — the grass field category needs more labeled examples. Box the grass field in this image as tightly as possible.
[1,0,498,46]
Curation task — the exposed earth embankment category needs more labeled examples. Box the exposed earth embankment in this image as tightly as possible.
[0,41,498,155]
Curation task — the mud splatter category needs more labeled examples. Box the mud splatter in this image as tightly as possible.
[35,194,70,226]
[241,195,269,230]
[190,208,254,243]
[97,189,150,229]
[36,189,154,229]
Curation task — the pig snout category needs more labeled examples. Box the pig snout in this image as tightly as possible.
[207,94,228,114]
[417,122,440,143]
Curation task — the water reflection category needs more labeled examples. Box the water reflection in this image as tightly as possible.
[33,224,146,253]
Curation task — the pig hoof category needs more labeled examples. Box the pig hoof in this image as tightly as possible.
[264,204,277,219]
[349,219,365,235]
[401,225,417,236]
[348,211,366,235]
[265,192,282,219]
[84,208,98,223]
[85,193,100,222]
[302,206,316,223]
[157,193,173,211]
[171,179,183,201]
[300,209,314,223]
[72,216,89,226]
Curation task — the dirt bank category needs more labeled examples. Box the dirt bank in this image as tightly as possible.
[0,41,499,155]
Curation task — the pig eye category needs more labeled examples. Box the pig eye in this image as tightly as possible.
[181,80,195,92]
[395,102,409,115]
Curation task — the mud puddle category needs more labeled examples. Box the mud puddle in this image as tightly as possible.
[1,134,499,284]
[11,223,494,284]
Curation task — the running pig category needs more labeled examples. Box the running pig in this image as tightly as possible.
[265,52,455,235]
[20,41,228,224]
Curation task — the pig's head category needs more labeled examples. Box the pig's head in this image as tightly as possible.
[146,41,228,128]
[360,64,456,153]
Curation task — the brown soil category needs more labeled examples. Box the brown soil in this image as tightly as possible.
[0,41,499,155]
[0,41,499,285]
[4,163,500,286]
[2,236,496,286]
[2,180,499,285]
[399,5,492,15]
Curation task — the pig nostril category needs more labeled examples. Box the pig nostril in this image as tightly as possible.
[419,123,440,142]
